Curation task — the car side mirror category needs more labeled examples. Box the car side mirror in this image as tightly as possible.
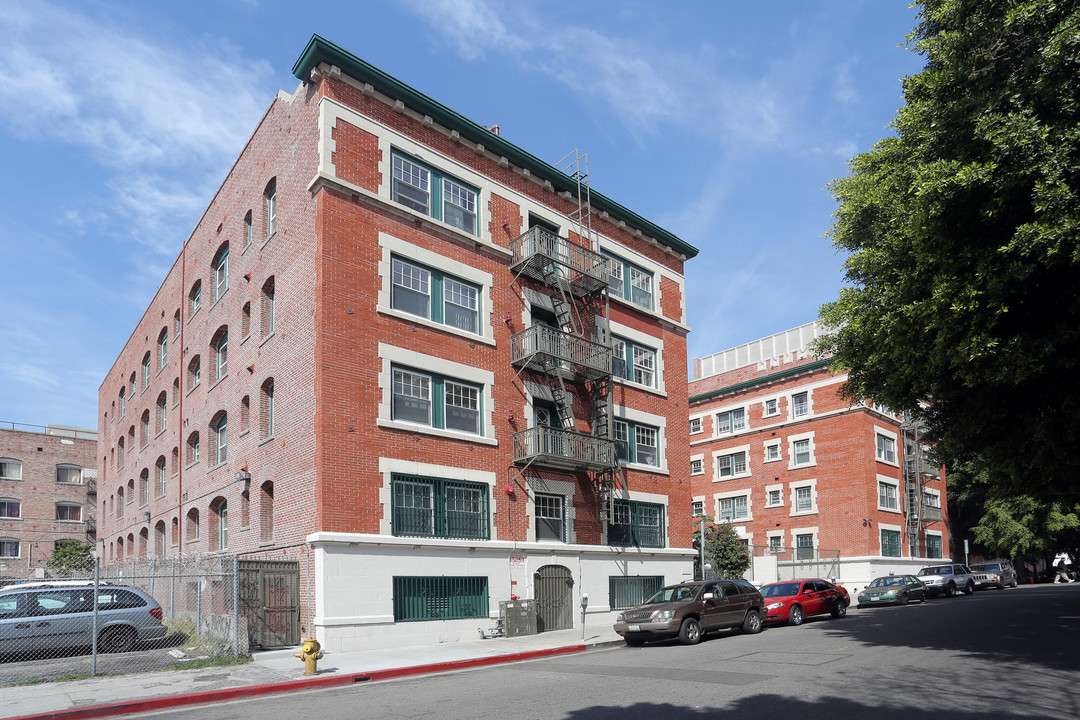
[702,592,715,601]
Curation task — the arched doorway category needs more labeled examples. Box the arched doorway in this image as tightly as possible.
[534,564,574,632]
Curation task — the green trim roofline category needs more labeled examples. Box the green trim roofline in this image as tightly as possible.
[689,358,833,405]
[292,35,698,260]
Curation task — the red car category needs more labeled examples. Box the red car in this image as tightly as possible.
[760,578,849,625]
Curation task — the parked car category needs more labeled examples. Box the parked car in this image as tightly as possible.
[0,581,166,657]
[759,578,849,626]
[916,563,976,597]
[613,579,764,646]
[970,560,1017,588]
[856,575,927,607]
[971,566,1005,591]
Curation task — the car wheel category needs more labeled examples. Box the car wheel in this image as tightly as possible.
[944,583,956,598]
[899,593,909,606]
[99,626,136,654]
[624,635,645,647]
[964,581,974,595]
[788,605,804,626]
[831,601,847,618]
[742,610,763,634]
[678,617,703,645]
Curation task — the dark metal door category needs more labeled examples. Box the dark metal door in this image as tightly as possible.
[534,564,573,632]
[239,560,300,647]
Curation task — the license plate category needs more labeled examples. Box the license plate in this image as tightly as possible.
[628,624,641,632]
[871,597,883,601]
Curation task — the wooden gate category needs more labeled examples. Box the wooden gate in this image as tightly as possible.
[239,560,300,648]
[534,564,574,632]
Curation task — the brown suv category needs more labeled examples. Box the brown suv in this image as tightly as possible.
[613,578,765,646]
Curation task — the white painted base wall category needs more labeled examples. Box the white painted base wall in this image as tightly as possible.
[746,555,945,596]
[308,532,695,654]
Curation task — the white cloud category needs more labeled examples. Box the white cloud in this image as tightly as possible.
[5,363,61,391]
[832,62,858,106]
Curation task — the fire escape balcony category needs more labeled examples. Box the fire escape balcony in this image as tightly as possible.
[510,325,612,382]
[512,426,616,473]
[509,226,611,296]
[909,502,942,523]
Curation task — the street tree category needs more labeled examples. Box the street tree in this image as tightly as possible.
[693,518,751,579]
[818,0,1080,507]
[46,540,95,577]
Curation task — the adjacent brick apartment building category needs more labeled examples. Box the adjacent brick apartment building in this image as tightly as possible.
[0,424,97,581]
[688,322,950,588]
[98,35,697,651]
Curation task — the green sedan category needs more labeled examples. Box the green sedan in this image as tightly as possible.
[856,575,927,607]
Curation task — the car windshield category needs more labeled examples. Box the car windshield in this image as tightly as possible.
[917,567,949,576]
[972,563,999,572]
[643,585,698,604]
[868,577,902,588]
[761,582,802,597]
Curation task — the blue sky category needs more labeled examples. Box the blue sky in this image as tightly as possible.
[0,0,924,430]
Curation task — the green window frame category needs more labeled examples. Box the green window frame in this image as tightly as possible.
[391,366,482,436]
[613,419,659,467]
[392,576,489,622]
[391,474,490,540]
[881,529,902,557]
[391,151,478,236]
[391,256,480,334]
[609,575,664,610]
[795,533,815,560]
[717,450,747,477]
[715,408,745,434]
[611,336,656,387]
[607,499,665,548]
[603,251,654,310]
[534,493,565,541]
[926,534,943,559]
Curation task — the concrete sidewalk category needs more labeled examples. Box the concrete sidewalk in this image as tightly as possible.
[1,624,624,720]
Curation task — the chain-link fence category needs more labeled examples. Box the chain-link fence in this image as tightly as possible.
[0,553,246,686]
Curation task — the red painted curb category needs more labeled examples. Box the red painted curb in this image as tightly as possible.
[9,644,587,720]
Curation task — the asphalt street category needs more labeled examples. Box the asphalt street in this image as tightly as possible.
[128,584,1080,719]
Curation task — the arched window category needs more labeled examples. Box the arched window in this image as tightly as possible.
[173,309,181,337]
[138,527,148,557]
[0,459,20,480]
[190,280,203,315]
[209,497,228,551]
[187,431,200,466]
[240,395,250,433]
[261,378,275,438]
[156,456,167,497]
[261,276,275,337]
[171,517,179,546]
[241,302,251,338]
[116,536,124,561]
[240,486,250,528]
[127,477,135,503]
[260,481,274,542]
[170,446,178,475]
[265,178,277,238]
[140,468,149,504]
[188,355,201,388]
[118,387,126,419]
[158,328,169,369]
[117,437,125,468]
[156,391,168,433]
[172,377,179,405]
[211,327,228,382]
[212,243,229,301]
[140,410,150,446]
[141,352,151,389]
[211,412,227,465]
[116,487,124,517]
[154,520,166,557]
[129,372,137,397]
[186,508,200,540]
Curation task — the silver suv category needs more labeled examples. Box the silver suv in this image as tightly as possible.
[970,559,1018,588]
[0,581,167,655]
[917,563,976,598]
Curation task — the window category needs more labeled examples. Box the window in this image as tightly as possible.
[129,372,136,398]
[213,243,229,301]
[158,329,168,370]
[118,388,126,419]
[879,481,899,510]
[391,367,481,436]
[715,408,745,435]
[791,392,809,418]
[142,352,151,389]
[0,539,18,558]
[876,434,897,463]
[188,356,201,388]
[794,486,813,512]
[792,439,811,466]
[172,377,179,405]
[156,392,167,433]
[0,499,20,519]
[795,533,815,560]
[607,500,665,548]
[923,490,941,508]
[240,395,251,433]
[0,459,21,480]
[190,281,202,316]
[716,450,748,478]
[391,257,479,334]
[56,465,81,484]
[391,474,489,540]
[212,414,227,465]
[881,528,902,557]
[718,496,749,522]
[926,533,943,558]
[768,535,783,553]
[140,469,149,505]
[391,152,478,235]
[244,210,252,247]
[766,488,782,507]
[140,410,150,447]
[241,302,251,337]
[763,398,779,417]
[56,503,82,522]
[187,508,200,540]
[392,576,488,622]
[156,457,166,496]
[260,481,274,542]
[117,438,125,467]
[604,251,654,310]
[212,498,228,551]
[690,458,704,475]
[764,443,781,462]
[611,337,656,387]
[173,309,180,337]
[614,420,659,467]
[609,576,664,611]
[212,327,228,382]
[689,417,702,434]
[261,277,275,337]
[265,179,276,238]
[261,378,275,438]
[691,500,704,517]
[187,432,200,466]
[535,493,565,541]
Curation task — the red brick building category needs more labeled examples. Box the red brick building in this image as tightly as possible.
[688,322,950,589]
[0,424,97,581]
[98,36,697,651]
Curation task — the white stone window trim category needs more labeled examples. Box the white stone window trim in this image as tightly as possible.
[790,526,820,554]
[712,443,752,482]
[378,343,497,445]
[689,416,704,435]
[875,425,900,467]
[763,439,783,463]
[612,404,669,475]
[525,476,577,544]
[377,232,496,346]
[713,403,749,438]
[877,473,902,514]
[597,237,688,330]
[714,488,753,523]
[878,522,904,556]
[762,397,781,418]
[766,529,786,552]
[923,487,942,506]
[788,388,814,419]
[608,319,667,396]
[787,430,817,470]
[789,478,819,517]
[377,457,497,538]
[689,453,705,476]
[764,483,784,508]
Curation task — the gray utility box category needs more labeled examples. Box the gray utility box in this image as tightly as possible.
[500,599,537,637]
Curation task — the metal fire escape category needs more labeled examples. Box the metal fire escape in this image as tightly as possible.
[902,419,942,557]
[508,150,624,522]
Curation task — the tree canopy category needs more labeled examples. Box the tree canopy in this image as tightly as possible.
[46,540,95,577]
[693,518,751,579]
[818,0,1080,508]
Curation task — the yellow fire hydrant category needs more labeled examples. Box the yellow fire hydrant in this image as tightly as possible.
[294,637,324,676]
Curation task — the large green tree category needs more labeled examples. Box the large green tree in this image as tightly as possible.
[693,518,751,579]
[818,1,1080,507]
